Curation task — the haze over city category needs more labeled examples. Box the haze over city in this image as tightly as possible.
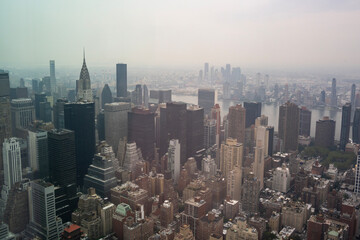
[1,0,360,73]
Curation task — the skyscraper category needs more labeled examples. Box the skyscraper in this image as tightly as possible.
[278,102,300,152]
[2,138,22,188]
[76,52,92,101]
[28,129,48,179]
[128,107,155,162]
[104,102,131,156]
[48,129,76,187]
[228,104,246,144]
[331,78,337,107]
[25,180,63,239]
[353,108,360,144]
[299,107,311,137]
[320,90,326,105]
[351,84,356,119]
[211,104,221,148]
[133,84,143,106]
[227,166,242,201]
[204,119,216,149]
[83,144,117,198]
[244,102,261,128]
[64,102,95,186]
[198,89,216,117]
[101,84,113,109]
[143,84,149,108]
[0,69,12,170]
[116,63,127,98]
[34,93,47,119]
[10,98,35,134]
[186,105,204,160]
[339,103,351,151]
[253,146,264,189]
[220,138,243,178]
[315,117,335,148]
[50,60,56,93]
[204,63,209,81]
[168,139,181,183]
[242,173,260,214]
[160,102,188,165]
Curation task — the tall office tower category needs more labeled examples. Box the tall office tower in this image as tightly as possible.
[32,79,39,94]
[34,93,47,119]
[244,102,261,128]
[210,66,214,85]
[64,102,95,186]
[143,84,149,108]
[97,110,105,141]
[331,78,337,107]
[2,138,22,188]
[101,84,113,109]
[353,108,360,144]
[339,103,351,151]
[227,165,242,201]
[26,180,63,239]
[0,71,11,172]
[228,104,246,144]
[128,107,155,162]
[231,67,241,83]
[198,89,216,117]
[204,119,216,149]
[116,63,127,98]
[168,139,181,183]
[28,129,48,178]
[76,53,92,101]
[10,98,35,133]
[160,102,187,165]
[211,104,221,148]
[320,90,326,105]
[204,63,209,81]
[255,125,268,157]
[149,90,172,104]
[49,60,56,93]
[315,117,336,148]
[225,64,231,82]
[253,146,264,189]
[272,163,291,193]
[351,84,356,118]
[266,126,274,156]
[220,138,243,178]
[186,105,204,160]
[278,102,300,152]
[39,101,52,123]
[104,102,131,156]
[133,84,143,106]
[48,129,76,187]
[83,147,117,198]
[355,151,360,195]
[299,107,311,137]
[53,98,68,129]
[241,172,260,214]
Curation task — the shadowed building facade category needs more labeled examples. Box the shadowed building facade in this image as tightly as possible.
[278,102,299,152]
[64,102,95,186]
[228,104,246,144]
[244,102,261,128]
[339,103,351,151]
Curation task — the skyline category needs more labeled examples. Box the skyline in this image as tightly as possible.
[1,0,360,74]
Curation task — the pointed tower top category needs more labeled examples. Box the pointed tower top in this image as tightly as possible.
[83,48,86,63]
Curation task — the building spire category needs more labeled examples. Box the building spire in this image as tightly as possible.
[83,48,86,64]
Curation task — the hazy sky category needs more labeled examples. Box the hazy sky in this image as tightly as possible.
[1,0,360,72]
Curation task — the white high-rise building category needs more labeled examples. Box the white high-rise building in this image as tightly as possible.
[26,180,63,239]
[2,138,22,188]
[272,163,291,193]
[168,139,181,183]
[202,155,217,179]
[355,151,360,195]
[253,146,264,190]
[227,165,242,201]
[123,142,144,173]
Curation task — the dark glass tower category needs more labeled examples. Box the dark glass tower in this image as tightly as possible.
[34,93,47,119]
[186,105,204,159]
[339,103,351,151]
[299,107,311,137]
[353,108,360,144]
[278,102,299,152]
[64,102,95,186]
[53,99,68,129]
[128,107,155,162]
[48,129,76,187]
[244,102,261,128]
[101,84,113,109]
[116,63,127,98]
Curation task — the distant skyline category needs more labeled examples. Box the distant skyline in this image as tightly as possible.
[1,0,360,73]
